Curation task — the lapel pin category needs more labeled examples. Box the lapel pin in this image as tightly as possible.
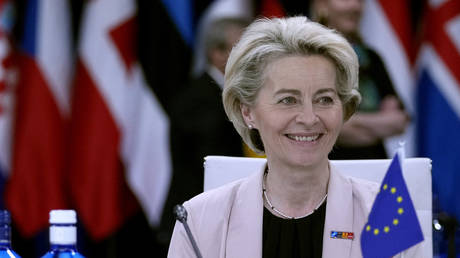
[330,231,354,240]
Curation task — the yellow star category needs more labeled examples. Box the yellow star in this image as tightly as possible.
[384,226,390,233]
[397,196,403,203]
[391,187,396,194]
[374,228,379,235]
[366,225,371,231]
[398,208,404,215]
[383,184,388,190]
[393,218,399,225]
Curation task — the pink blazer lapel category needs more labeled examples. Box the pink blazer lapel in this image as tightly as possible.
[225,164,266,258]
[322,165,354,257]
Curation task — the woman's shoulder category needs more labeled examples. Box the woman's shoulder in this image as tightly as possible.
[177,176,255,246]
[348,176,379,193]
[183,176,248,216]
[169,171,263,257]
[347,175,380,209]
[330,164,380,196]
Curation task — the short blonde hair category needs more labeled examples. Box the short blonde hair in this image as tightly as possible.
[223,16,361,154]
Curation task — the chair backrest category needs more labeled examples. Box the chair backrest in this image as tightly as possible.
[204,155,432,257]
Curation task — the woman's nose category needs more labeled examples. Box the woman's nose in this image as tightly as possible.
[295,103,319,126]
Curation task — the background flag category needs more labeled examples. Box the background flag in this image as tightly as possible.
[160,0,195,48]
[5,0,72,237]
[69,0,171,240]
[0,0,14,210]
[361,153,424,257]
[416,0,460,223]
[259,0,285,17]
[360,0,416,157]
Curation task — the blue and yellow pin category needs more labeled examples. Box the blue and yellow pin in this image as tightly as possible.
[330,231,354,240]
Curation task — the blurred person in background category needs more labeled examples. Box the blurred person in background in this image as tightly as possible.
[311,0,409,159]
[158,17,249,248]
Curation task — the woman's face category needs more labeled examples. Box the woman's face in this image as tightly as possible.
[321,0,363,36]
[242,55,344,169]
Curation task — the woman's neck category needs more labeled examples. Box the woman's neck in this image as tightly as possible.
[264,160,330,218]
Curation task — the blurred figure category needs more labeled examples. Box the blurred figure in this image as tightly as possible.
[312,0,409,159]
[158,17,249,248]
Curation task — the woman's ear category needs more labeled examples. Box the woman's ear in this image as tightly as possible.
[241,103,255,129]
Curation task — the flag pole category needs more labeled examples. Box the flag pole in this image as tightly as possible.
[397,141,406,258]
[397,141,406,162]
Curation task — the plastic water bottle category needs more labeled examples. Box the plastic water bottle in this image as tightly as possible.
[0,210,20,257]
[41,210,85,258]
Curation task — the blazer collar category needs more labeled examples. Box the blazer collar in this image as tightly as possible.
[225,161,266,258]
[322,164,354,257]
[225,161,354,258]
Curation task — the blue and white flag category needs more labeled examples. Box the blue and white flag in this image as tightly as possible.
[361,153,424,258]
[416,0,460,221]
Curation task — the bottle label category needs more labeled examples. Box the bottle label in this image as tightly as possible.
[50,225,76,245]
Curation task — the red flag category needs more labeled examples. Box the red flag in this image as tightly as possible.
[6,0,72,237]
[260,0,285,17]
[69,0,171,240]
[360,0,416,156]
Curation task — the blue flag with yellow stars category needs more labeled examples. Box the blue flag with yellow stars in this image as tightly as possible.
[361,153,424,257]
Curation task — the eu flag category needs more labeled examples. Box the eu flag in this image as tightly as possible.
[361,153,424,257]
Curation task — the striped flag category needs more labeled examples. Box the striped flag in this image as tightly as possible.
[0,0,14,210]
[69,0,171,240]
[360,0,416,157]
[416,0,460,222]
[5,0,72,237]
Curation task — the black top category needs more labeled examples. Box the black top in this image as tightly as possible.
[262,201,326,258]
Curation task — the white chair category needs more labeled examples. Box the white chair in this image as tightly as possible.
[204,155,433,257]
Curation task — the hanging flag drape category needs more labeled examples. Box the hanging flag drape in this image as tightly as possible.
[416,0,460,222]
[360,0,416,157]
[260,0,285,18]
[0,0,15,210]
[69,0,171,240]
[5,0,72,237]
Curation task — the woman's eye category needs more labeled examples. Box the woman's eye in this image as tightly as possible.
[279,96,297,105]
[317,96,334,105]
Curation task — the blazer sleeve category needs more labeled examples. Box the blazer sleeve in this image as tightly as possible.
[167,181,242,258]
[167,213,199,258]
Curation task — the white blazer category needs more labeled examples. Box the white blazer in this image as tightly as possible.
[168,162,425,258]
